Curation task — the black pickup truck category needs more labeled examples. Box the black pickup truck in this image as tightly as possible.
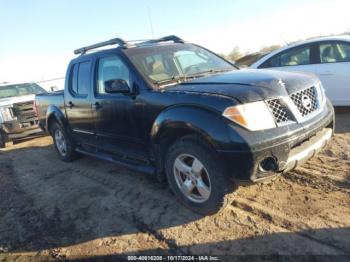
[36,35,334,215]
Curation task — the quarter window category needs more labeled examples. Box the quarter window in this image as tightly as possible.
[320,42,350,63]
[97,55,130,94]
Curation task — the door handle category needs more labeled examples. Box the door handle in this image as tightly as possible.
[68,101,74,109]
[94,102,103,110]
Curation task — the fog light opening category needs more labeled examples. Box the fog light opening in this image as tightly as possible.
[259,157,278,172]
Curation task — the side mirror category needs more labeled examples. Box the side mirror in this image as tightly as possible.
[50,86,59,92]
[104,79,130,94]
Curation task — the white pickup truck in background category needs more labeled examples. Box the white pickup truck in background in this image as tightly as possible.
[0,82,46,148]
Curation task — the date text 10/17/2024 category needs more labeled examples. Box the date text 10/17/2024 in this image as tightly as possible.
[127,255,220,261]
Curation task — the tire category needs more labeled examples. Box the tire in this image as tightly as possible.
[0,130,5,148]
[50,121,77,162]
[165,135,234,215]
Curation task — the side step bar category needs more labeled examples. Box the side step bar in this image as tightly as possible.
[75,147,156,175]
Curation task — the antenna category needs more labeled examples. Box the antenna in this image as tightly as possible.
[280,36,289,46]
[147,6,155,38]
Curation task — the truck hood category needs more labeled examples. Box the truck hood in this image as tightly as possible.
[165,69,318,103]
[0,94,35,107]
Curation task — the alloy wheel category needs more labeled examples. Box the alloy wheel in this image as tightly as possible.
[173,153,211,203]
[54,128,67,157]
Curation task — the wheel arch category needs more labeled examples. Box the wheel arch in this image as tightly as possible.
[46,105,68,134]
[150,105,231,181]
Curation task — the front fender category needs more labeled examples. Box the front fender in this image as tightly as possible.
[150,105,232,149]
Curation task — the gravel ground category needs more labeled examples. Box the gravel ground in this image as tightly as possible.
[0,109,349,261]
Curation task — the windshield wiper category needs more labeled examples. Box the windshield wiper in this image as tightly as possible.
[154,75,189,85]
[186,68,233,78]
[155,68,234,86]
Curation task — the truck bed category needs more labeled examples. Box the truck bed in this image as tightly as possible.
[35,91,65,132]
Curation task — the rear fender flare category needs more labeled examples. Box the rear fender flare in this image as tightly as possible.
[46,105,68,133]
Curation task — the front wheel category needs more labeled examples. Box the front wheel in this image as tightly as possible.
[165,135,234,215]
[51,122,77,162]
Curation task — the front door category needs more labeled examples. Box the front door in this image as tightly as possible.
[65,60,95,144]
[259,44,317,76]
[92,53,146,157]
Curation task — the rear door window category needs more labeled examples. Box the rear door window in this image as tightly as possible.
[70,61,91,96]
[319,42,350,63]
[259,45,311,68]
[70,64,78,94]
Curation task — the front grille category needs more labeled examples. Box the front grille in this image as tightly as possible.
[12,101,38,123]
[266,99,293,124]
[290,86,318,117]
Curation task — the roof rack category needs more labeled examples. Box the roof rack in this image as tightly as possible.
[74,38,129,55]
[140,35,185,45]
[74,35,186,55]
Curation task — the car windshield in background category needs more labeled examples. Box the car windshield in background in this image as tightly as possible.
[0,83,46,99]
[127,44,235,86]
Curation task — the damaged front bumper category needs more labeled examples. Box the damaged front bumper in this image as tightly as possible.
[283,127,332,172]
[0,120,42,141]
[217,100,334,184]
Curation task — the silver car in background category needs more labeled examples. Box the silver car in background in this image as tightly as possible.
[0,82,46,148]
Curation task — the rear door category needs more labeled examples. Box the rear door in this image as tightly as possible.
[315,41,350,106]
[65,60,95,144]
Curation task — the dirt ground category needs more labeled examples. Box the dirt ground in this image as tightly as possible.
[0,109,349,261]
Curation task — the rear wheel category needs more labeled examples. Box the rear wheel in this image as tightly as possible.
[165,135,234,215]
[0,130,5,148]
[51,122,77,162]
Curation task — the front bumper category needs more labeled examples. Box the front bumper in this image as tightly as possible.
[217,100,334,183]
[0,120,42,141]
[283,127,332,172]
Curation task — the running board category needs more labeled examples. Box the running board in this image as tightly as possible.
[75,147,155,175]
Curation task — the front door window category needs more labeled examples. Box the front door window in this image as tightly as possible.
[97,55,130,95]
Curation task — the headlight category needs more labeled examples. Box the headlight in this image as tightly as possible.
[0,107,14,122]
[316,81,326,106]
[223,101,276,131]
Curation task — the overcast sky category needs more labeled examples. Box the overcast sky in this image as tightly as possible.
[0,0,349,84]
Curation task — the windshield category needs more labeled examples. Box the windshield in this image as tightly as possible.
[126,43,236,86]
[0,83,46,99]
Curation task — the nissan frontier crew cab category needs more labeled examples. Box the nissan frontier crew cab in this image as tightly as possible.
[0,82,46,148]
[35,36,334,215]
